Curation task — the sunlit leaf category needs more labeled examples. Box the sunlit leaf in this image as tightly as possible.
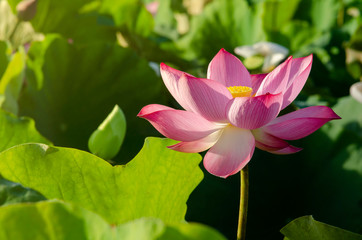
[6,0,115,44]
[281,216,362,240]
[0,107,50,207]
[0,200,226,240]
[0,137,203,224]
[153,0,179,40]
[280,21,326,55]
[176,0,265,65]
[18,35,165,159]
[310,0,341,32]
[88,105,127,160]
[100,0,154,37]
[262,0,301,32]
[0,200,114,240]
[0,109,50,152]
[0,176,45,207]
[0,40,11,77]
[117,218,227,240]
[0,47,25,114]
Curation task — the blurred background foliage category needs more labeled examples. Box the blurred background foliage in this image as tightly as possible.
[0,0,361,239]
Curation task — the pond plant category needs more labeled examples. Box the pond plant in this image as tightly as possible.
[0,0,361,239]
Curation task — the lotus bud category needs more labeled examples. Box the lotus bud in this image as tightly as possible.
[88,105,127,160]
[145,1,159,17]
[243,55,264,70]
[16,0,37,22]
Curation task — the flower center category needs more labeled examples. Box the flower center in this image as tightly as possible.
[227,86,253,98]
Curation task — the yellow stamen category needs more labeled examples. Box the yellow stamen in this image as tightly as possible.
[227,86,253,98]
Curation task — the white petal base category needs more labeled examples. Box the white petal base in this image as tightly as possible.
[203,126,255,178]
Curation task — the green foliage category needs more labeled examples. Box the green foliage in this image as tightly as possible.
[0,176,45,207]
[116,217,226,240]
[0,200,113,240]
[0,137,203,224]
[6,0,115,44]
[309,0,341,32]
[153,0,178,40]
[19,35,165,159]
[281,216,362,240]
[0,47,25,114]
[262,0,302,32]
[0,200,226,240]
[0,0,360,238]
[0,40,10,77]
[100,0,153,36]
[88,105,127,160]
[0,105,49,208]
[346,26,362,79]
[176,0,265,64]
[0,109,50,152]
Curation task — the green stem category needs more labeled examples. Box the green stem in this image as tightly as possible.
[237,165,249,240]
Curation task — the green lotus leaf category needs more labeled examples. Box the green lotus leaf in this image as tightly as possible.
[0,109,50,152]
[0,200,226,240]
[0,176,45,207]
[19,35,165,160]
[281,215,362,240]
[0,47,25,114]
[0,137,203,224]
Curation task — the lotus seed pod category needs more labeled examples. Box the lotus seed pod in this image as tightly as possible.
[88,105,127,160]
[16,0,37,21]
[243,55,264,70]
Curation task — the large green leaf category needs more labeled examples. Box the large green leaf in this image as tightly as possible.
[279,21,324,55]
[6,0,115,44]
[175,0,265,65]
[0,137,203,224]
[262,0,301,32]
[0,47,25,114]
[281,216,362,240]
[310,0,341,32]
[0,200,226,240]
[0,109,50,152]
[292,0,341,33]
[18,35,165,159]
[0,40,10,77]
[117,218,226,240]
[99,0,188,66]
[159,223,226,240]
[152,0,179,40]
[0,103,49,207]
[0,200,115,240]
[100,0,153,37]
[0,176,45,207]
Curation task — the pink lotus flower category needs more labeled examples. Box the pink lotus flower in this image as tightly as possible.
[138,49,340,178]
